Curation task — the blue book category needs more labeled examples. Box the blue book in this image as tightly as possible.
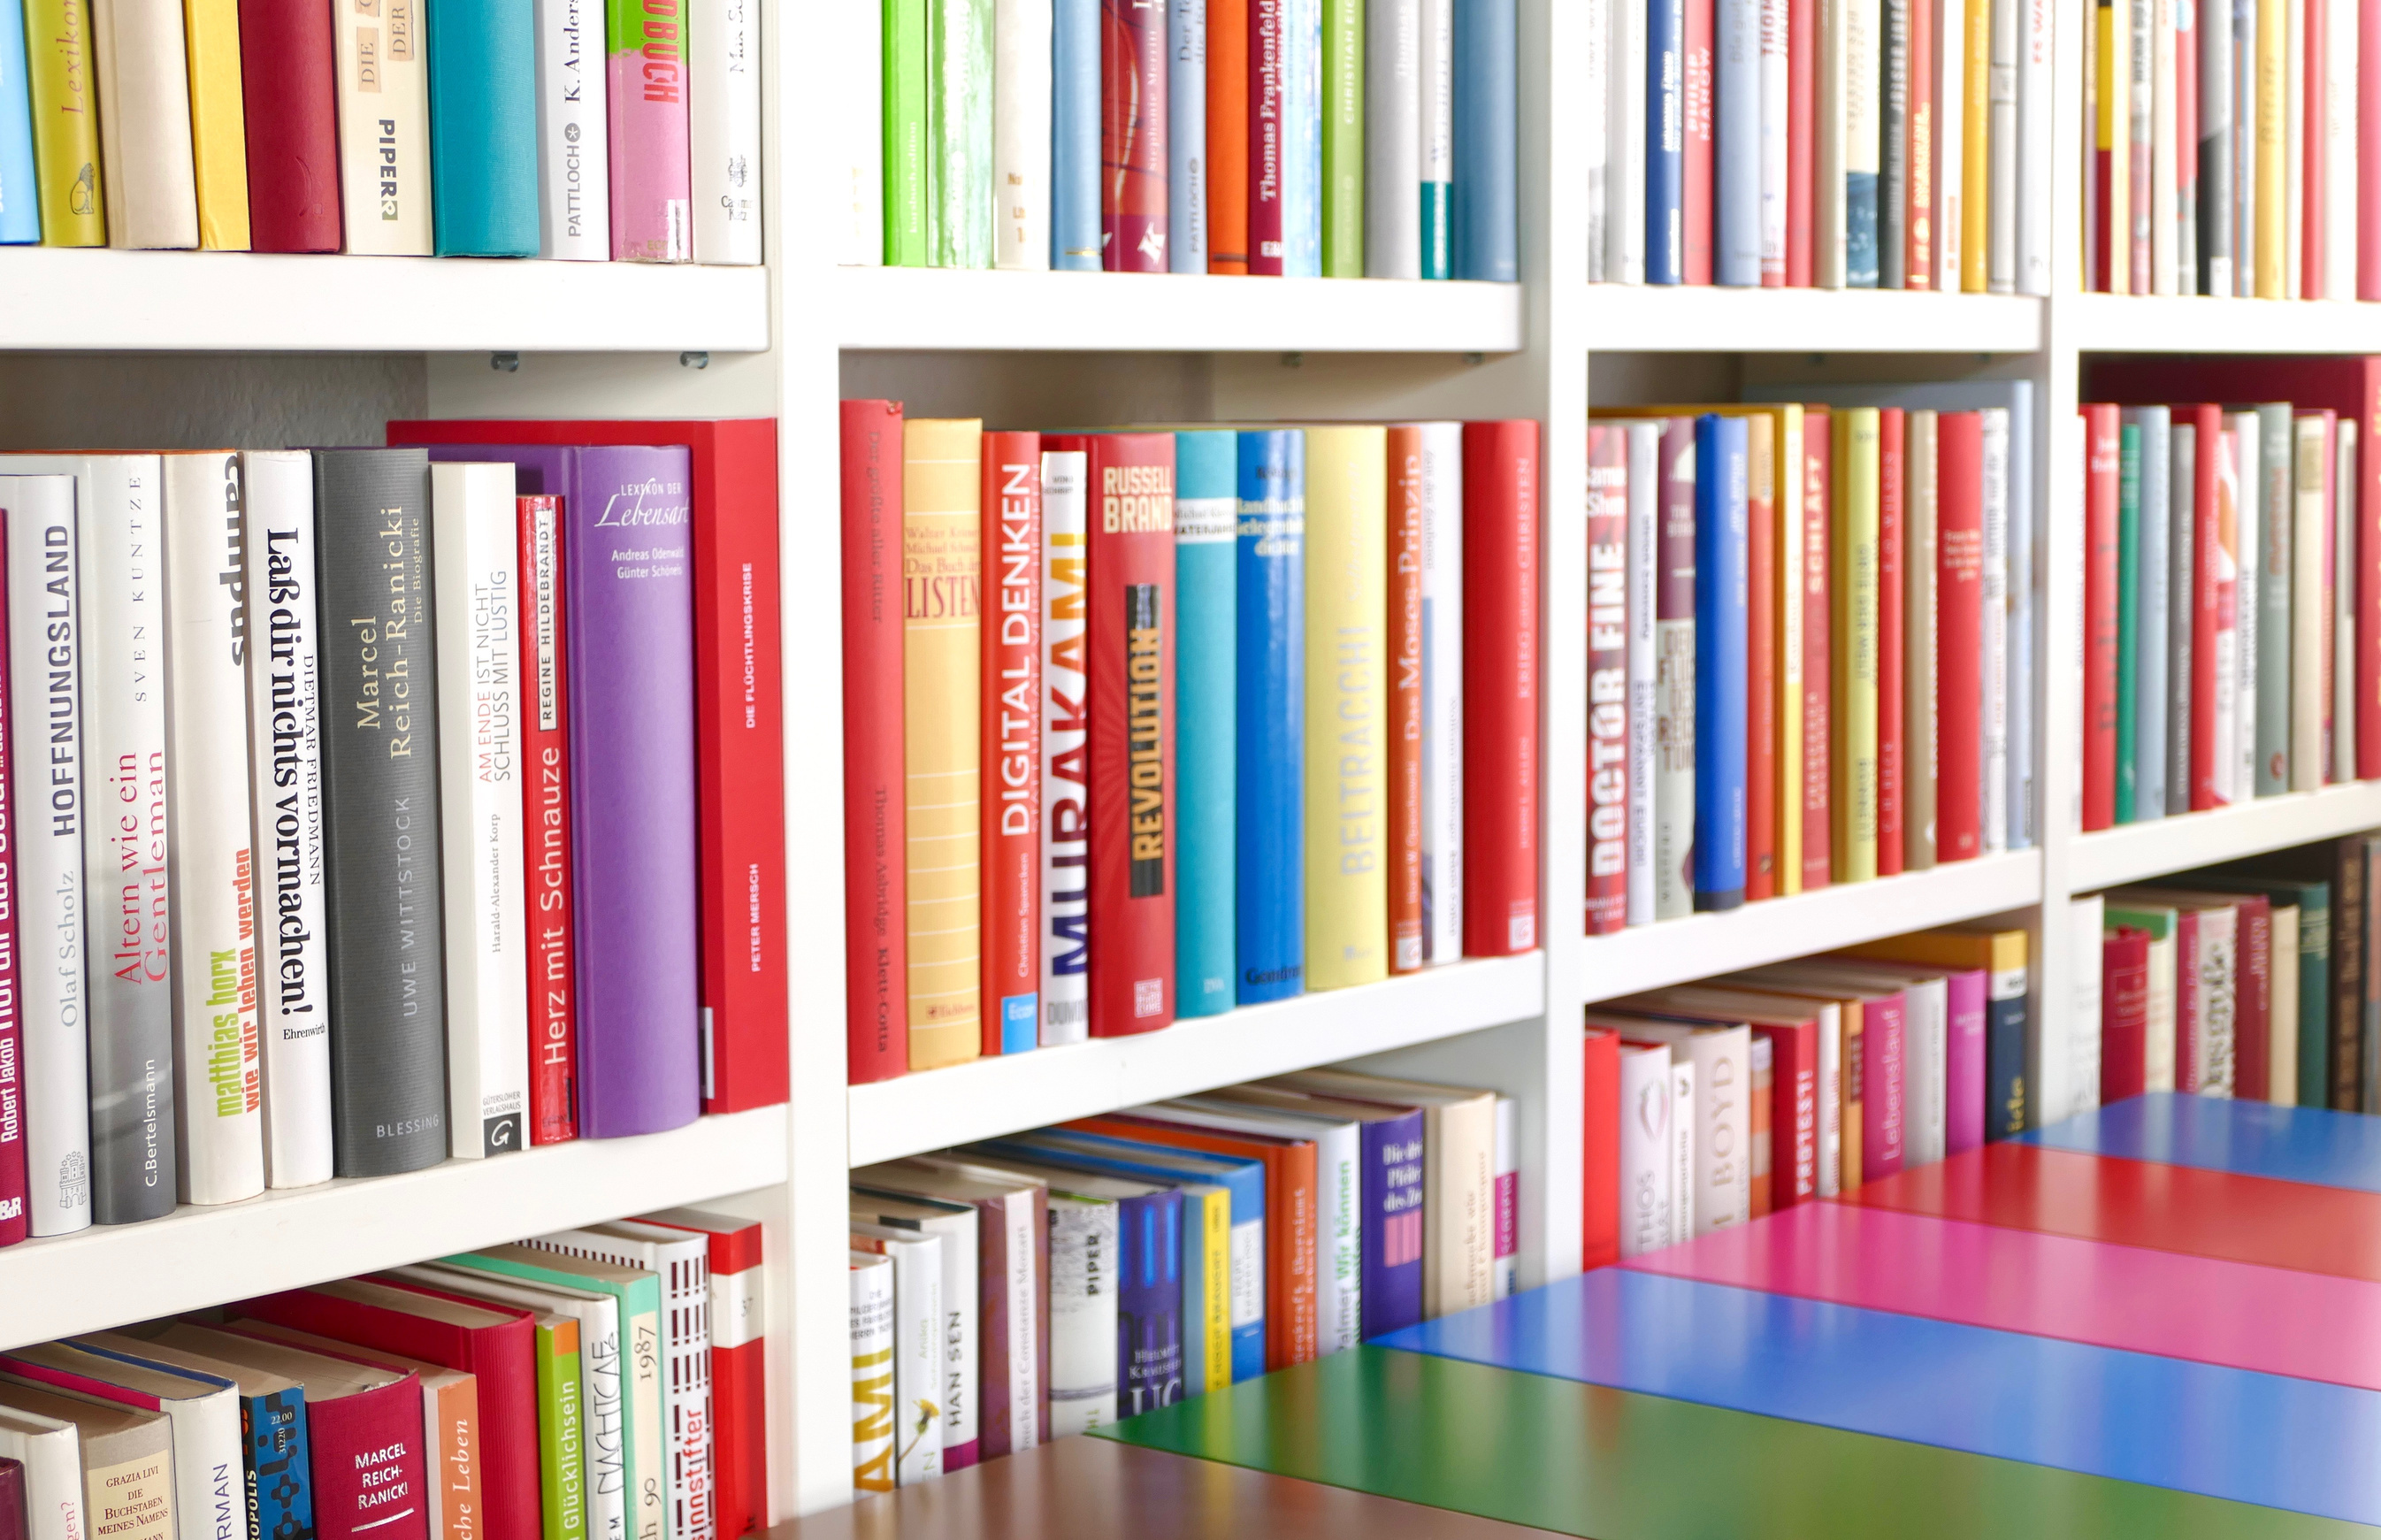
[1714,0,1761,286]
[1052,0,1102,270]
[72,1337,315,1540]
[1692,413,1748,909]
[1176,432,1238,1018]
[428,0,539,255]
[1236,431,1305,1004]
[1645,0,1686,284]
[1282,0,1323,276]
[1168,0,1206,272]
[0,0,34,245]
[1847,172,1880,287]
[1452,0,1517,281]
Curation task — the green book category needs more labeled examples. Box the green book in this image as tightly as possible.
[23,0,104,245]
[2114,422,2140,824]
[883,0,929,266]
[535,1315,587,1540]
[927,0,992,266]
[1321,0,1366,275]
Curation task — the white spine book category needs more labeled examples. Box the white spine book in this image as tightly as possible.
[1987,0,2018,290]
[2285,0,2305,297]
[1419,423,1465,962]
[2292,416,2327,792]
[1759,0,1788,282]
[852,1225,945,1484]
[2268,903,2299,1103]
[999,1189,1041,1448]
[1607,0,1647,281]
[1046,1197,1119,1437]
[2338,425,2360,782]
[1902,976,1948,1167]
[2015,0,2051,291]
[1585,0,1608,278]
[1844,0,1878,281]
[838,0,885,264]
[2062,894,2107,1122]
[1813,1001,1842,1196]
[1308,1116,1362,1349]
[849,1199,978,1467]
[0,1406,83,1540]
[1491,1097,1517,1299]
[1038,452,1089,1042]
[1616,1042,1674,1256]
[430,464,531,1159]
[847,1253,894,1490]
[1816,0,1849,286]
[1638,1025,1750,1234]
[25,1341,241,1540]
[1979,409,2009,854]
[1668,1053,1696,1242]
[995,0,1054,269]
[1654,425,1696,919]
[1169,0,1208,272]
[534,0,611,257]
[2230,414,2260,802]
[1367,0,1423,278]
[2142,925,2177,1092]
[1,475,90,1237]
[2150,0,2178,295]
[1933,0,1964,288]
[330,0,432,254]
[2326,0,2358,299]
[691,0,762,264]
[1624,422,1658,926]
[1421,0,1455,272]
[241,452,333,1191]
[163,453,264,1207]
[2191,908,2239,1097]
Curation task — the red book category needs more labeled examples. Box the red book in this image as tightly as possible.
[2197,410,2229,808]
[2075,405,2117,828]
[1786,0,1816,286]
[2101,925,2150,1101]
[511,494,578,1144]
[1248,1,1287,274]
[239,0,342,250]
[2234,893,2273,1102]
[1045,433,1177,1036]
[1102,0,1168,271]
[1463,420,1541,956]
[2307,0,2328,300]
[1586,425,1628,934]
[834,402,905,1083]
[1802,409,1832,888]
[236,1281,539,1540]
[1207,0,1249,272]
[1581,1027,1619,1268]
[386,417,790,1113]
[1938,410,1986,855]
[1389,429,1428,968]
[1876,410,1905,875]
[1745,416,1777,900]
[2365,0,2381,300]
[981,433,1043,1052]
[1683,0,1715,285]
[639,1207,767,1537]
[1905,0,1933,287]
[1749,1015,1818,1207]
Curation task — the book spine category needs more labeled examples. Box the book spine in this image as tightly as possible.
[2256,403,2293,794]
[1668,1055,1695,1235]
[1116,1190,1186,1412]
[1832,409,1880,879]
[995,0,1053,268]
[1979,407,2010,850]
[1586,427,1629,936]
[431,464,531,1158]
[1841,1006,1863,1188]
[165,453,265,1204]
[839,404,907,1084]
[1387,429,1427,969]
[1451,0,1515,279]
[1760,0,1788,282]
[882,0,928,264]
[22,0,104,245]
[428,0,538,255]
[927,0,994,266]
[1418,424,1463,958]
[2094,0,2115,286]
[1904,413,1937,868]
[1786,0,1815,284]
[533,0,612,257]
[535,1321,584,1540]
[2338,419,2357,781]
[1776,409,1803,892]
[1624,423,1658,924]
[688,0,759,263]
[2102,929,2147,1100]
[1987,0,2017,287]
[1684,0,1716,282]
[309,1374,430,1540]
[0,479,18,1242]
[1942,969,1986,1153]
[1281,0,1321,277]
[2294,415,2330,790]
[1940,410,1987,854]
[2221,418,2251,803]
[1904,0,1931,285]
[1235,432,1306,999]
[1654,418,1696,920]
[702,1237,766,1533]
[1046,1200,1121,1434]
[983,434,1045,1048]
[1052,0,1099,267]
[2168,422,2195,809]
[1206,0,1246,272]
[2200,0,2232,290]
[2238,898,2272,1099]
[1876,411,1904,871]
[1367,0,1422,276]
[1880,0,1906,286]
[1248,0,1286,273]
[2116,421,2141,821]
[1491,1098,1518,1296]
[1359,1110,1426,1337]
[1962,0,1988,287]
[2286,0,2306,296]
[88,0,199,247]
[1693,415,1749,908]
[1463,421,1539,954]
[1422,0,1454,275]
[1101,0,1168,270]
[1650,0,1686,282]
[1844,0,1880,284]
[1320,0,1360,274]
[182,0,247,247]
[243,1387,316,1540]
[2253,0,2282,293]
[330,0,430,251]
[1617,1045,1673,1253]
[1866,994,1907,1177]
[847,1257,893,1490]
[0,17,34,240]
[2131,410,2170,818]
[1168,0,1207,272]
[1305,427,1389,989]
[2079,403,2115,812]
[606,0,691,258]
[1040,451,1091,1043]
[2193,406,2224,806]
[1173,433,1236,1012]
[902,421,984,1069]
[1802,414,1831,885]
[2298,892,2331,1106]
[834,0,882,261]
[2013,0,2052,290]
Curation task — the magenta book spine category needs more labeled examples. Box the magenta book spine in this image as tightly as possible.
[608,0,693,259]
[0,512,19,1248]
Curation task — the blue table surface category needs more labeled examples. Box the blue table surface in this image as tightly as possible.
[2024,1093,2381,1195]
[1379,1268,2381,1526]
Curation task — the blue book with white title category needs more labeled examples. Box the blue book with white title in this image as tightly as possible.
[1692,413,1748,909]
[1236,431,1305,1004]
[1453,0,1518,281]
[1646,0,1685,284]
[1052,0,1102,269]
[1176,432,1238,1018]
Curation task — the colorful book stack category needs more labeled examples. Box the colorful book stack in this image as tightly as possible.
[0,0,759,259]
[2077,358,2381,831]
[1584,385,2037,932]
[837,407,1543,1083]
[847,1070,1520,1487]
[838,0,1519,280]
[0,428,785,1250]
[0,1207,768,1540]
[1587,0,2053,291]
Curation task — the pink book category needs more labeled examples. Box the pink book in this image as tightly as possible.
[1940,969,1987,1156]
[1863,990,1907,1181]
[609,0,693,260]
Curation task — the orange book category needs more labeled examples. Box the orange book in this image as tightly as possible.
[980,433,1042,1054]
[1387,426,1426,971]
[1745,413,1776,902]
[1208,3,1250,272]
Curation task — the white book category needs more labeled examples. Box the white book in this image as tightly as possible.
[533,0,611,257]
[2014,0,2050,292]
[1759,0,1788,282]
[1616,1041,1674,1255]
[2150,0,2178,295]
[1422,0,1456,272]
[851,1224,945,1483]
[240,452,333,1191]
[2229,413,2261,803]
[330,0,432,253]
[1903,976,1948,1165]
[2285,0,2305,298]
[1844,0,1879,283]
[2293,416,2328,791]
[995,0,1053,269]
[16,1341,241,1540]
[837,0,885,264]
[2063,894,2106,1121]
[1162,1096,1364,1354]
[1492,1096,1517,1298]
[1814,999,1843,1196]
[1418,423,1465,962]
[1655,429,1696,919]
[848,1191,979,1468]
[2144,921,2178,1092]
[1045,1196,1119,1436]
[1169,0,1207,272]
[1624,421,1658,926]
[691,0,762,264]
[2126,408,2170,819]
[1039,452,1089,1042]
[0,1405,84,1540]
[0,474,91,1237]
[1585,0,1608,279]
[1987,0,2018,290]
[2269,902,2301,1104]
[848,1252,894,1491]
[1368,0,1422,277]
[162,453,264,1207]
[1669,1053,1696,1240]
[1816,0,1848,285]
[2339,424,2360,782]
[430,464,532,1159]
[1933,0,1964,288]
[1613,1021,1751,1234]
[2325,0,2357,300]
[2209,430,2240,803]
[1607,0,1647,281]
[2185,905,2239,1096]
[1979,409,2009,853]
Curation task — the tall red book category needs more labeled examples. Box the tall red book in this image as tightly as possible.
[1102,0,1168,271]
[982,433,1044,1053]
[2186,403,2226,808]
[2079,403,2118,831]
[2102,924,2150,1101]
[1745,414,1778,900]
[1939,410,1987,854]
[640,1207,767,1539]
[1464,419,1541,957]
[1046,433,1177,1036]
[1876,409,1905,875]
[835,402,907,1083]
[1683,0,1715,284]
[2365,0,2381,301]
[2233,893,2273,1102]
[239,0,342,250]
[1389,428,1428,967]
[508,494,578,1144]
[1786,0,1817,286]
[387,417,790,1114]
[1581,1026,1619,1268]
[1802,408,1832,889]
[1586,426,1629,934]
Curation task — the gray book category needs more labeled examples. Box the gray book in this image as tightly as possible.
[2233,0,2257,295]
[2198,0,2232,295]
[2167,423,2196,815]
[312,448,448,1176]
[2255,403,2293,796]
[1367,0,1423,277]
[1987,0,2020,292]
[1880,0,1908,289]
[2125,407,2170,820]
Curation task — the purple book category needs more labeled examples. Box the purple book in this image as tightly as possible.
[422,443,702,1137]
[1359,1108,1425,1341]
[1114,1187,1184,1417]
[1942,967,1987,1157]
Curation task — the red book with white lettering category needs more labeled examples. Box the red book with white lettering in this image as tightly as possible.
[1802,409,1833,890]
[981,433,1043,1053]
[1786,0,1817,286]
[1938,410,1987,855]
[1463,420,1541,957]
[511,494,577,1144]
[1683,0,1714,284]
[2101,924,2150,1101]
[1587,425,1628,934]
[639,1207,767,1539]
[1046,433,1176,1037]
[1876,409,1905,875]
[835,402,907,1083]
[1388,427,1427,969]
[1102,0,1168,271]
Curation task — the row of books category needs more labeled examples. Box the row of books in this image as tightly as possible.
[1581,926,2036,1260]
[2078,357,2381,827]
[1583,382,2037,929]
[0,1208,766,1540]
[2083,0,2366,300]
[836,0,1518,280]
[1584,0,2054,291]
[848,1070,1518,1487]
[0,422,787,1246]
[837,407,1541,1082]
[0,0,759,259]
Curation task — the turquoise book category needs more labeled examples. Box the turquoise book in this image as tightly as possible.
[1177,431,1238,1018]
[429,0,540,254]
[0,0,34,245]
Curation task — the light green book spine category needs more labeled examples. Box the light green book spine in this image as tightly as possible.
[2114,423,2140,824]
[2255,402,2293,796]
[928,0,992,266]
[1833,409,1880,881]
[538,1318,587,1540]
[1321,0,1365,275]
[25,0,103,244]
[883,0,929,265]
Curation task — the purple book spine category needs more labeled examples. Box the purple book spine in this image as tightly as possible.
[1116,1188,1183,1416]
[1358,1109,1424,1341]
[1943,969,1987,1157]
[609,0,692,259]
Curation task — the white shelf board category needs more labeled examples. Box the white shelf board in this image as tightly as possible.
[0,1105,787,1351]
[846,954,1544,1167]
[0,247,770,352]
[2071,294,2381,354]
[1588,284,2043,352]
[2067,784,2381,893]
[828,265,1526,352]
[1580,851,2045,1006]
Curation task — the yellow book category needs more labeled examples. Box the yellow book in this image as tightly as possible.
[1964,0,1993,293]
[1304,425,1389,992]
[2255,0,2285,297]
[182,0,249,248]
[903,418,984,1069]
[1186,1184,1233,1393]
[1832,409,1880,884]
[1841,998,1865,1190]
[2094,0,2127,294]
[25,0,106,244]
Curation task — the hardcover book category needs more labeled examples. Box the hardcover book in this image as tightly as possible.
[1040,448,1090,1044]
[533,0,610,257]
[1174,432,1235,1015]
[0,1382,173,1540]
[992,0,1052,269]
[846,1191,977,1470]
[88,0,199,247]
[983,433,1044,1048]
[1692,413,1749,909]
[1462,420,1539,954]
[689,0,759,263]
[1303,426,1388,991]
[1651,417,1696,919]
[1416,422,1463,959]
[329,0,432,252]
[846,1253,892,1491]
[0,1340,241,1540]
[1235,430,1304,1003]
[74,1331,314,1540]
[427,0,538,254]
[237,0,341,250]
[838,403,906,1083]
[515,494,577,1143]
[607,0,692,258]
[1387,429,1427,961]
[1100,0,1167,270]
[636,1207,767,1536]
[0,500,20,1246]
[179,0,243,248]
[22,0,103,246]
